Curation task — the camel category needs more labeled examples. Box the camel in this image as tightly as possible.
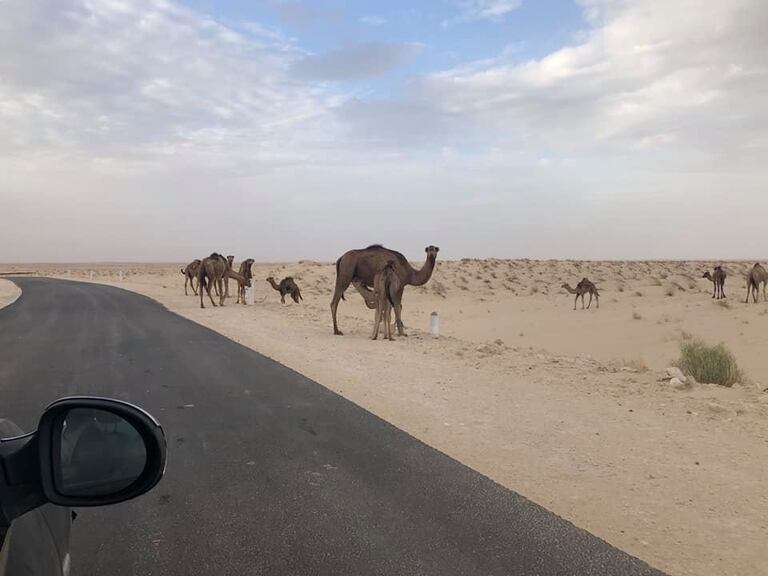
[703,266,726,300]
[266,277,303,304]
[371,261,402,341]
[236,258,255,304]
[331,244,440,336]
[561,278,600,310]
[224,255,235,299]
[181,259,201,296]
[198,253,249,308]
[745,263,768,303]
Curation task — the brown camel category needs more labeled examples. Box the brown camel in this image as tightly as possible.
[703,266,726,300]
[198,253,233,308]
[561,278,600,310]
[236,258,255,304]
[745,263,768,303]
[371,261,402,341]
[224,255,235,299]
[266,277,303,304]
[181,259,201,296]
[331,244,440,336]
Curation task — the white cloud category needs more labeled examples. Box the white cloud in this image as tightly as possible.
[426,0,768,169]
[360,15,387,26]
[443,0,522,27]
[0,0,341,173]
[292,42,423,82]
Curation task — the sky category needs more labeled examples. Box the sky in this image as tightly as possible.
[1,0,767,262]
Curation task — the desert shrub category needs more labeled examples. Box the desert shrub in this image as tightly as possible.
[676,339,743,387]
[632,311,642,320]
[665,285,676,297]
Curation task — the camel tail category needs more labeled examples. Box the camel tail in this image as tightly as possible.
[298,288,303,301]
[335,257,346,301]
[386,276,397,309]
[181,268,185,275]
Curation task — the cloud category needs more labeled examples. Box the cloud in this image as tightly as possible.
[442,0,522,27]
[0,0,342,172]
[360,15,387,26]
[291,42,423,82]
[426,0,768,168]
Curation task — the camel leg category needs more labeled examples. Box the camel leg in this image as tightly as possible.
[371,305,382,340]
[184,277,189,296]
[394,302,406,336]
[280,292,285,304]
[385,305,394,341]
[331,291,344,335]
[573,295,578,310]
[586,292,593,309]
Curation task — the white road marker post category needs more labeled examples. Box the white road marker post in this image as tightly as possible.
[118,270,124,282]
[89,270,94,281]
[246,285,255,305]
[430,311,439,338]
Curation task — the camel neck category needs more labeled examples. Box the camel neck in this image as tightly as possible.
[410,256,436,286]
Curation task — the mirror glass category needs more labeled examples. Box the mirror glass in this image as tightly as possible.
[58,408,147,497]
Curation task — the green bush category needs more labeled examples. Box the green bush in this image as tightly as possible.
[677,339,743,387]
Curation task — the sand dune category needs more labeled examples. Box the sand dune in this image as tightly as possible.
[2,259,768,576]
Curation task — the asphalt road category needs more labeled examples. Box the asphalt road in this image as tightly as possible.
[0,278,665,576]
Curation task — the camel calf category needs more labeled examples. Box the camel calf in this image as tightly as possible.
[371,261,402,341]
[181,259,201,296]
[561,278,599,310]
[266,277,303,304]
[703,266,726,300]
[236,258,255,304]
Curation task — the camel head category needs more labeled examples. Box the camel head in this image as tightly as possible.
[561,283,570,289]
[226,255,235,267]
[702,271,712,280]
[425,245,440,260]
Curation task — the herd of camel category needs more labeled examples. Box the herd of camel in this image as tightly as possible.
[181,248,768,340]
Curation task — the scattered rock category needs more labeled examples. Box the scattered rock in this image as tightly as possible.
[665,367,687,382]
[707,402,729,414]
[669,377,690,390]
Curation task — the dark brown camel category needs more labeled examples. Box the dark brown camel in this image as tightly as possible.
[266,277,303,304]
[181,259,201,296]
[331,244,440,336]
[703,266,726,300]
[236,258,255,304]
[561,278,600,310]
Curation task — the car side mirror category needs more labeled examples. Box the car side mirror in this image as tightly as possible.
[37,397,166,506]
[0,397,166,523]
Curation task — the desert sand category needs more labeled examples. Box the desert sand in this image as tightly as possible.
[2,259,767,576]
[0,279,21,310]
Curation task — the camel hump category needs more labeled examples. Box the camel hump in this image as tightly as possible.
[366,244,385,250]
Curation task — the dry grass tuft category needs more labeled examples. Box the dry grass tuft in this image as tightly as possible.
[676,339,744,387]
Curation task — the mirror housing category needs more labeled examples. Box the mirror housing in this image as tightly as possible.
[0,397,165,524]
[37,397,166,507]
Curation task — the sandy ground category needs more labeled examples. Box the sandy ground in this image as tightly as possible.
[2,259,768,576]
[0,279,21,310]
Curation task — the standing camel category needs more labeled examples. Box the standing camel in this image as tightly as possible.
[266,277,303,304]
[745,263,768,303]
[703,266,726,300]
[371,261,402,341]
[236,258,255,304]
[561,278,600,310]
[331,244,440,336]
[199,253,252,308]
[224,255,235,299]
[181,259,201,296]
